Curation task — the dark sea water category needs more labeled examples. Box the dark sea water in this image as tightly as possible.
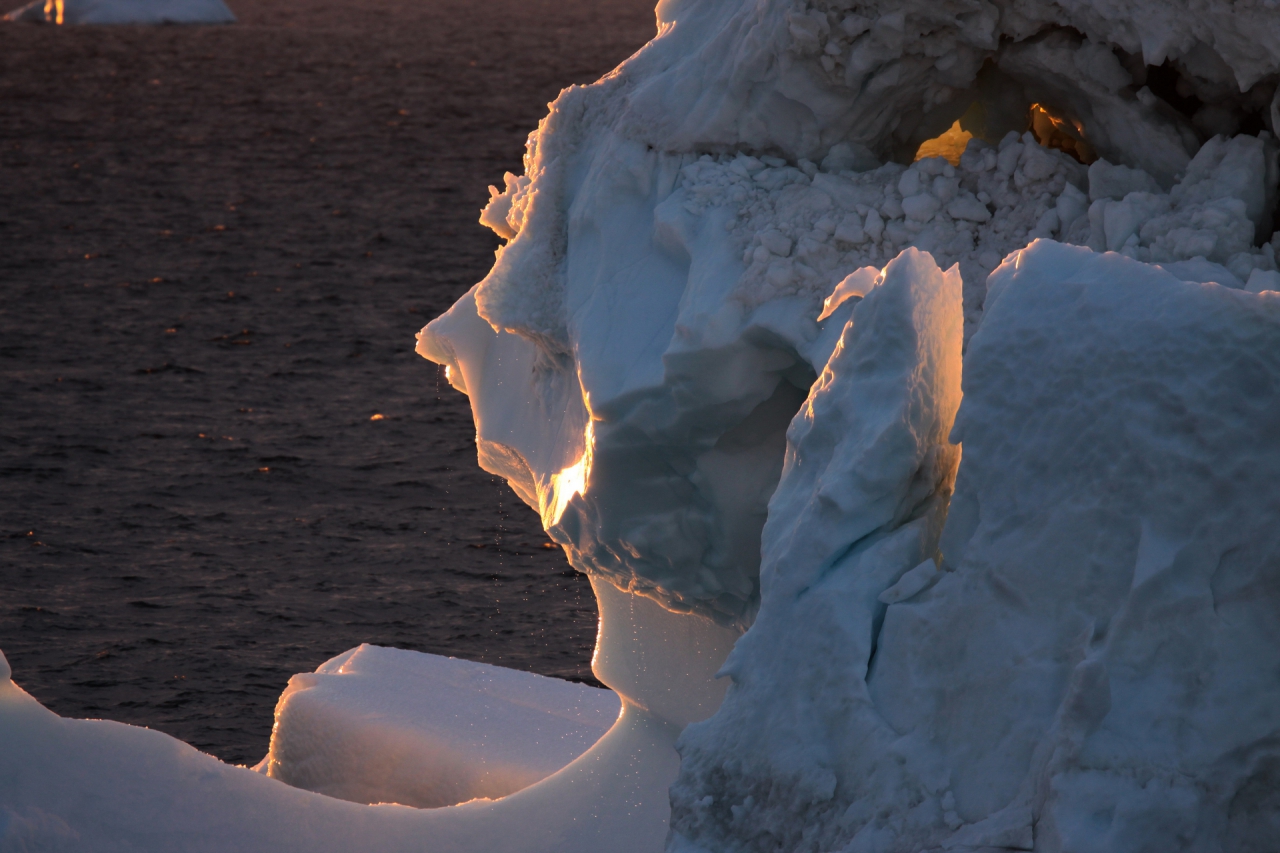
[0,0,655,765]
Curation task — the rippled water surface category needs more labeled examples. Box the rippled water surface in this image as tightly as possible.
[0,0,655,765]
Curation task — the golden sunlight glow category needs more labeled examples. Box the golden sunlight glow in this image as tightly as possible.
[547,418,594,527]
[1028,103,1097,164]
[45,0,64,24]
[914,120,972,166]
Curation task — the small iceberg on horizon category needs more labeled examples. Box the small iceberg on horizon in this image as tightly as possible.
[3,0,234,25]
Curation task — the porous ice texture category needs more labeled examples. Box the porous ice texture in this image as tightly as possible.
[423,0,1280,623]
[3,0,234,24]
[669,240,1280,853]
[259,644,619,809]
[470,0,1280,353]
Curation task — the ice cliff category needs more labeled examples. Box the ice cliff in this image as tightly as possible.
[671,242,1280,852]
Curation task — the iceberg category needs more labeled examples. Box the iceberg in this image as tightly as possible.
[415,0,1280,846]
[5,0,1280,848]
[3,0,234,25]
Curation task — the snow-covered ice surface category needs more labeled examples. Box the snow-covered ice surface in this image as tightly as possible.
[258,644,620,808]
[3,0,234,24]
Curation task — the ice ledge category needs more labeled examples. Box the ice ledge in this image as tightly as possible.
[258,644,620,808]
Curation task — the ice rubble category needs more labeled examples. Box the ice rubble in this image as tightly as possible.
[3,0,234,25]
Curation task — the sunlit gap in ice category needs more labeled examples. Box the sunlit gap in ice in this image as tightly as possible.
[43,0,64,23]
[1028,102,1097,164]
[914,120,973,165]
[544,418,594,527]
[915,102,1096,166]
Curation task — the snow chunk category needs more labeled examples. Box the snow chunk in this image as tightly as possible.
[1067,134,1278,269]
[1247,268,1280,293]
[946,192,990,223]
[671,248,963,853]
[261,645,619,808]
[817,266,879,321]
[1088,159,1162,201]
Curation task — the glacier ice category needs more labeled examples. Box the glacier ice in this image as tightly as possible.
[424,0,1280,628]
[668,246,964,852]
[3,0,234,24]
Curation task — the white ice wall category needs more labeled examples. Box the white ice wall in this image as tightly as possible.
[670,241,1280,853]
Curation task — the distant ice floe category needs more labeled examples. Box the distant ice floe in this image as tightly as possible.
[3,0,234,25]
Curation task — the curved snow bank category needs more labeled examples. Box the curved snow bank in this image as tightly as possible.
[669,240,1280,852]
[3,0,234,25]
[259,645,619,808]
